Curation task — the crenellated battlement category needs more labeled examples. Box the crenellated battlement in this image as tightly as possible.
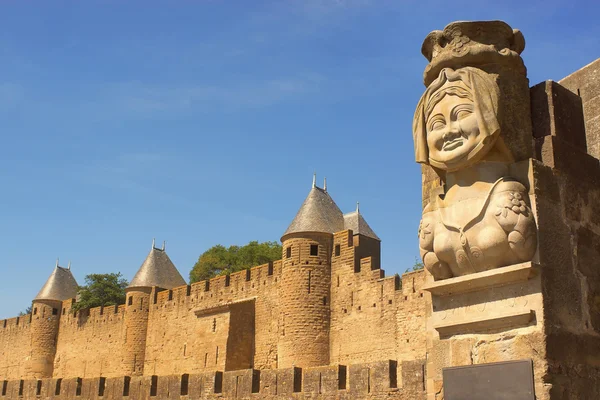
[0,315,31,330]
[0,359,425,400]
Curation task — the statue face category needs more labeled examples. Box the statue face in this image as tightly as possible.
[426,83,480,170]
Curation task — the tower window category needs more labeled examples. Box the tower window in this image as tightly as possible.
[310,244,318,256]
[128,297,133,306]
[52,308,58,315]
[286,247,291,258]
[335,244,340,256]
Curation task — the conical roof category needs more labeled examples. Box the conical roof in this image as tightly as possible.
[128,246,186,289]
[34,265,79,301]
[343,210,380,241]
[282,185,344,238]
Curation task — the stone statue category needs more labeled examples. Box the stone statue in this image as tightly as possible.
[414,21,537,280]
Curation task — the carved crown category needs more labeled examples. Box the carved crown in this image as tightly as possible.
[421,20,526,86]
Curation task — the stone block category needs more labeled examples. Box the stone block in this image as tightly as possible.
[348,363,370,395]
[302,365,344,394]
[535,135,600,186]
[422,262,537,297]
[433,308,534,337]
[400,360,425,392]
[258,369,276,395]
[530,80,587,151]
[222,369,258,398]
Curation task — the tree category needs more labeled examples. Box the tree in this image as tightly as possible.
[190,241,282,283]
[18,306,32,316]
[71,273,128,312]
[406,257,424,273]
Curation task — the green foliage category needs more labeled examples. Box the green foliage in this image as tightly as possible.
[71,273,128,312]
[190,241,282,283]
[405,257,425,273]
[18,305,32,316]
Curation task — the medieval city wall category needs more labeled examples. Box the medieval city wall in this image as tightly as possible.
[52,303,127,379]
[143,261,281,376]
[0,359,426,400]
[330,230,427,366]
[0,316,32,380]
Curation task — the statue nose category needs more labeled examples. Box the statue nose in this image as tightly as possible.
[443,122,461,140]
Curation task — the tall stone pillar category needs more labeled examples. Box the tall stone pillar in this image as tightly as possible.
[411,20,600,400]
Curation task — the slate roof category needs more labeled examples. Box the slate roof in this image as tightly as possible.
[128,247,186,289]
[343,210,381,241]
[282,186,345,238]
[35,265,79,301]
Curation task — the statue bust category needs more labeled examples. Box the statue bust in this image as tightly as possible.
[413,22,537,280]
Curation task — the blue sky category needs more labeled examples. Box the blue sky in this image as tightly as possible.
[0,0,598,318]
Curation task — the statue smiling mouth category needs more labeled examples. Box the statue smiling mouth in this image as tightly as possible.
[443,138,464,151]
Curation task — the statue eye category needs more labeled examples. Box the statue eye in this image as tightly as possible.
[429,118,445,131]
[455,108,473,120]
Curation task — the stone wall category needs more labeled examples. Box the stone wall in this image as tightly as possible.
[559,58,600,159]
[144,261,280,376]
[0,315,32,380]
[330,230,428,366]
[0,359,426,400]
[530,75,600,398]
[53,303,126,379]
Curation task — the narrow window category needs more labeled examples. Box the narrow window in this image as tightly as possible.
[76,378,82,396]
[2,380,7,396]
[98,377,106,397]
[310,244,318,256]
[18,380,23,396]
[128,297,133,306]
[183,344,187,356]
[212,318,216,332]
[2,320,6,328]
[267,263,274,276]
[215,346,219,365]
[62,308,66,315]
[335,244,340,256]
[33,308,37,315]
[168,290,173,301]
[150,375,158,397]
[122,377,130,397]
[36,380,42,395]
[308,271,311,294]
[225,275,230,287]
[55,379,62,396]
[180,374,189,396]
[286,247,291,258]
[52,308,58,315]
[204,353,208,367]
[323,297,327,305]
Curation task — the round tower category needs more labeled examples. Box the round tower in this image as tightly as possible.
[278,178,342,368]
[122,286,152,376]
[27,261,78,379]
[123,240,186,376]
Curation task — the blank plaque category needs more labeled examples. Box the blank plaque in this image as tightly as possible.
[443,359,535,400]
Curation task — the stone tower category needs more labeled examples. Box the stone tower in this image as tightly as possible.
[278,178,343,368]
[123,240,186,376]
[26,261,78,379]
